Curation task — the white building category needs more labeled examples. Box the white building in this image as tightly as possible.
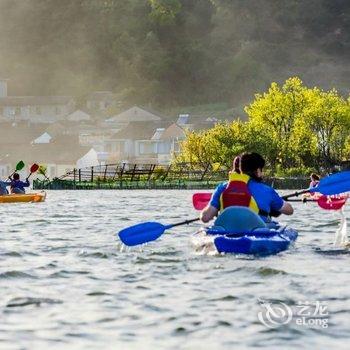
[0,79,75,123]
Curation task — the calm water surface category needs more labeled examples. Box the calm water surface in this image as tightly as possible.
[0,190,349,349]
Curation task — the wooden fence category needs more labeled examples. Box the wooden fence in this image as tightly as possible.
[33,162,310,190]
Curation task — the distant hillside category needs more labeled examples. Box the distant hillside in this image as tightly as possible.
[0,0,349,109]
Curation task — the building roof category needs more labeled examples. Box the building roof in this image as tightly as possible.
[10,136,90,165]
[160,123,186,140]
[0,96,74,107]
[66,109,91,122]
[176,114,190,125]
[106,106,163,123]
[28,138,90,164]
[0,123,46,145]
[111,121,171,140]
[151,128,165,141]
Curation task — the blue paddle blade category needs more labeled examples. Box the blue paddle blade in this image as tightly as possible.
[310,171,350,195]
[118,222,166,246]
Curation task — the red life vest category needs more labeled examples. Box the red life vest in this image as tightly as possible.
[219,173,259,214]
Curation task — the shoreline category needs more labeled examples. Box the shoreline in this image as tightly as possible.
[33,177,310,191]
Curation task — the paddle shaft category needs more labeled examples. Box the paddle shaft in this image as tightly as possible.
[167,218,200,229]
[282,189,311,200]
[39,170,50,181]
[286,198,317,202]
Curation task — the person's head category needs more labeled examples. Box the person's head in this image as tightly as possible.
[240,152,265,181]
[13,173,20,180]
[233,156,241,174]
[310,173,320,181]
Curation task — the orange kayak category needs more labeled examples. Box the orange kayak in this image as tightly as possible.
[0,191,46,203]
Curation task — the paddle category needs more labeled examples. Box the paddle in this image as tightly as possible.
[286,196,347,210]
[316,195,348,210]
[283,171,350,198]
[8,160,25,179]
[192,192,212,210]
[26,164,39,180]
[118,218,199,246]
[119,171,350,247]
[192,193,347,211]
[192,171,350,211]
[38,165,50,181]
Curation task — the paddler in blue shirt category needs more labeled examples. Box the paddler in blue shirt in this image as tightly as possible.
[9,173,30,194]
[309,173,320,189]
[200,152,293,223]
[0,180,11,195]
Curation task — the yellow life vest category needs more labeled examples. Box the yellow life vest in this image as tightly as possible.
[219,173,259,214]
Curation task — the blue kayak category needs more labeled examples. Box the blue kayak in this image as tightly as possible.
[202,207,298,256]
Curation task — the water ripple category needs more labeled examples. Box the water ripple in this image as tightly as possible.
[6,297,62,308]
[0,189,349,349]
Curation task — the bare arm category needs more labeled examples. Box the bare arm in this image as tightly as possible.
[279,201,294,215]
[200,205,219,223]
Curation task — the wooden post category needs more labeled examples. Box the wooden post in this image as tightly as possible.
[78,169,81,182]
[91,166,94,182]
[104,164,108,181]
[130,164,137,182]
[119,163,126,188]
[200,163,210,181]
[147,164,156,181]
[73,168,76,183]
[162,164,171,181]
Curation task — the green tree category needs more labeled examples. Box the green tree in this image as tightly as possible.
[303,88,350,169]
[245,77,307,169]
[175,77,350,175]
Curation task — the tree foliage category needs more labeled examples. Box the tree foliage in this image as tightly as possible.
[174,77,350,174]
[0,0,349,108]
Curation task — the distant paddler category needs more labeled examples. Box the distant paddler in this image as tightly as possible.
[303,173,321,201]
[1,160,25,195]
[0,179,11,195]
[9,173,30,194]
[9,164,39,194]
[310,173,321,189]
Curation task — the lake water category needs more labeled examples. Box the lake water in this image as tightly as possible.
[0,190,349,349]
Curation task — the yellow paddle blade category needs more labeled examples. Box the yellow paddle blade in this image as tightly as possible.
[38,165,47,175]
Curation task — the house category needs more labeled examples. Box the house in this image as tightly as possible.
[0,122,46,146]
[0,79,75,123]
[176,113,217,131]
[0,122,44,176]
[21,136,92,178]
[0,122,91,178]
[86,91,115,111]
[31,122,71,144]
[76,148,109,169]
[31,121,109,151]
[104,121,172,164]
[78,125,115,152]
[105,106,163,129]
[158,123,187,164]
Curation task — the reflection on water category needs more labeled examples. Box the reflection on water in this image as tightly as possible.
[0,190,349,349]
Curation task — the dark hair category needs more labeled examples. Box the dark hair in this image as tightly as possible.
[13,173,20,180]
[240,152,265,180]
[310,173,320,181]
[233,156,241,174]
